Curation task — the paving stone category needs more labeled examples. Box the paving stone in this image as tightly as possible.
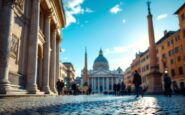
[0,95,185,114]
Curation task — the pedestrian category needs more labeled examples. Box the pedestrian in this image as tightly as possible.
[60,80,64,95]
[163,73,172,97]
[133,70,142,98]
[117,83,120,95]
[120,81,125,95]
[127,85,131,95]
[56,79,62,95]
[113,83,117,95]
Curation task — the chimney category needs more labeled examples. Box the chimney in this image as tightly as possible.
[164,30,167,35]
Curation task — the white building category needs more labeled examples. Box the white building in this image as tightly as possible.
[81,49,123,93]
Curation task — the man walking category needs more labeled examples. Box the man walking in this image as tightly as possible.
[164,73,172,97]
[133,70,142,98]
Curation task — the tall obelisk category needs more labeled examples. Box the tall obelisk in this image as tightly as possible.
[146,0,162,94]
[84,48,88,85]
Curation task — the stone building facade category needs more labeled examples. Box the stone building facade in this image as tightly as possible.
[0,0,66,94]
[63,62,75,89]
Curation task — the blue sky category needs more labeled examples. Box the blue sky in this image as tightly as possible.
[61,0,184,77]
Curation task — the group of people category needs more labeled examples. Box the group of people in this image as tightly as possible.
[113,82,125,95]
[56,79,64,95]
[132,70,185,98]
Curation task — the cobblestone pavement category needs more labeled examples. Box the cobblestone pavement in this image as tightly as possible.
[0,95,185,115]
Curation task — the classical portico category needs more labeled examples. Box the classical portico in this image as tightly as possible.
[0,0,66,95]
[82,49,123,93]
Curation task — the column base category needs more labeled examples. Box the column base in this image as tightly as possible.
[42,86,52,94]
[50,87,57,94]
[0,81,28,95]
[0,81,12,94]
[27,85,44,94]
[146,70,163,94]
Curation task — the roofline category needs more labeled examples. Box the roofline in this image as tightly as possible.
[174,3,185,14]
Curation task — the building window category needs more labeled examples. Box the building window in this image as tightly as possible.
[170,59,174,64]
[175,46,181,53]
[179,66,183,75]
[175,36,180,42]
[182,13,185,21]
[168,49,174,56]
[146,65,149,70]
[167,41,170,46]
[162,54,166,58]
[171,69,175,77]
[177,56,181,62]
[161,46,164,50]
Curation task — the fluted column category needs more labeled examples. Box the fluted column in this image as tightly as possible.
[103,77,105,92]
[50,26,57,93]
[97,77,100,93]
[56,38,60,82]
[107,78,109,92]
[42,9,52,94]
[26,0,40,93]
[0,0,15,94]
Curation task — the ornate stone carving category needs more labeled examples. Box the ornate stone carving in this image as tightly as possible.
[10,35,19,58]
[46,8,54,18]
[15,0,24,10]
[15,0,24,11]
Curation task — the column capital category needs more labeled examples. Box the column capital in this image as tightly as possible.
[54,24,60,30]
[46,8,54,18]
[52,24,60,32]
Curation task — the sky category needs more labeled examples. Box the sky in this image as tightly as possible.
[60,0,184,77]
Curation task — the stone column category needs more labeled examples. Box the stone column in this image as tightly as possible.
[111,77,114,91]
[107,78,109,92]
[56,39,60,82]
[98,77,99,93]
[38,58,42,89]
[50,26,57,93]
[42,9,52,94]
[0,0,15,94]
[103,77,105,92]
[91,78,93,92]
[26,0,41,94]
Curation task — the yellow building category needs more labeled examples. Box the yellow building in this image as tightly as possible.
[128,3,185,92]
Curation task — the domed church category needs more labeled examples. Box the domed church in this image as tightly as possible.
[81,49,123,93]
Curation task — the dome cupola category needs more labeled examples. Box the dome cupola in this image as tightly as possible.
[93,49,109,70]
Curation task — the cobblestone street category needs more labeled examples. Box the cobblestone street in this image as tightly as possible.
[0,95,185,115]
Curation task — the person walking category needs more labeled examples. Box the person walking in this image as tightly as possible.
[56,79,62,95]
[60,80,64,95]
[133,70,142,98]
[164,73,172,97]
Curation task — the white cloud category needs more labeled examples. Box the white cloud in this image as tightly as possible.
[85,8,93,13]
[109,56,134,71]
[157,14,168,20]
[60,48,65,52]
[63,0,93,27]
[110,4,122,14]
[75,69,81,77]
[105,37,149,71]
[63,57,68,60]
[122,19,126,23]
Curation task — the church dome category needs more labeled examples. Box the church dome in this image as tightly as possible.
[93,49,109,70]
